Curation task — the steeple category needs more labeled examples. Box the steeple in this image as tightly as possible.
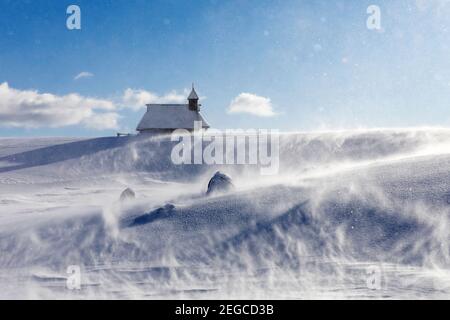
[188,84,199,111]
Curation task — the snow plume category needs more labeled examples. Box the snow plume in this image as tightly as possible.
[0,82,118,129]
[1,129,450,298]
[228,93,276,117]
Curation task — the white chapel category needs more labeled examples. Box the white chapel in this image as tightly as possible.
[136,86,210,134]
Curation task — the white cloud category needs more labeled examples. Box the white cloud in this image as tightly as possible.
[0,82,118,130]
[0,83,206,130]
[122,88,186,110]
[227,93,276,117]
[74,71,94,80]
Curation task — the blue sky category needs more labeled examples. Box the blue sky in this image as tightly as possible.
[1,0,450,136]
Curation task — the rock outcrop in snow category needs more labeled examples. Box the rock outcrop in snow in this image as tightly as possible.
[206,171,234,196]
[120,188,135,201]
[130,203,175,226]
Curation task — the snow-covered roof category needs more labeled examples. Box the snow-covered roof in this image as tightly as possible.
[136,104,209,131]
[188,88,199,100]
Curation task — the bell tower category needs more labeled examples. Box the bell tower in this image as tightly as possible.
[188,84,199,111]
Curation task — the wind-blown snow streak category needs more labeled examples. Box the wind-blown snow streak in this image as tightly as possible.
[0,128,449,299]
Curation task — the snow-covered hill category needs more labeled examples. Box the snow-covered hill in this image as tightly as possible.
[0,129,449,299]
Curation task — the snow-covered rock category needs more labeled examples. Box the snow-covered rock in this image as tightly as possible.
[130,203,175,226]
[206,171,234,195]
[120,188,135,201]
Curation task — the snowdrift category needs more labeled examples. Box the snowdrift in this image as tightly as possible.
[0,129,449,299]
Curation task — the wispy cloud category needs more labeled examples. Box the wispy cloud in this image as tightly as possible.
[74,71,94,80]
[122,88,186,110]
[227,93,276,117]
[0,82,118,130]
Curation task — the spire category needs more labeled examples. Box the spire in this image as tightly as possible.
[188,84,199,100]
[188,83,199,111]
